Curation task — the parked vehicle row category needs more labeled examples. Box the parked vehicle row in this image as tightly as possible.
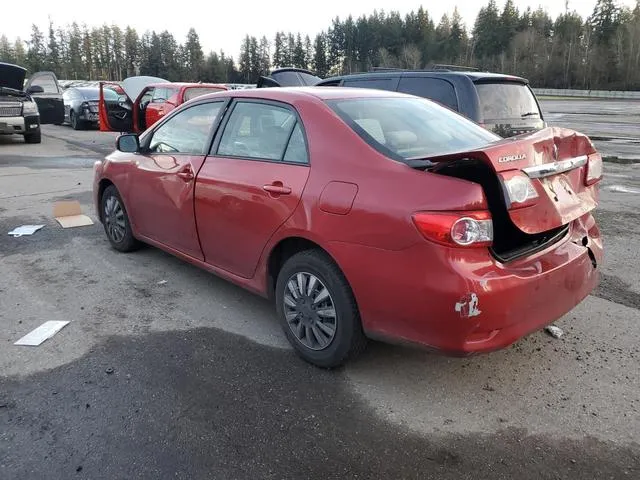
[93,85,603,368]
[98,77,228,133]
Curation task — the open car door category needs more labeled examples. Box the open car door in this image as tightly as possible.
[98,76,168,133]
[99,81,133,132]
[256,68,322,88]
[25,71,64,125]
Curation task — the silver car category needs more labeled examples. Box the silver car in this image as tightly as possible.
[63,87,117,130]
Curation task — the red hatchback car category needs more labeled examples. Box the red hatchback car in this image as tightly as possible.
[93,87,603,368]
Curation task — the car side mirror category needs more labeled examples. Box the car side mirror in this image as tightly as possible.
[27,85,44,94]
[116,134,140,153]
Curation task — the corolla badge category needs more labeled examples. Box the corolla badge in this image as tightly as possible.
[497,153,527,163]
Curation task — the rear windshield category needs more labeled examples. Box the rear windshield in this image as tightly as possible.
[327,97,499,161]
[475,82,541,121]
[184,87,225,101]
[79,88,101,101]
[103,88,118,101]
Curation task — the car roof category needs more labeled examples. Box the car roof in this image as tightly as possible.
[148,82,228,89]
[202,86,414,102]
[321,70,528,84]
[70,86,100,93]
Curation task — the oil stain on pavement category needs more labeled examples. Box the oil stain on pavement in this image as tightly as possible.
[1,328,638,480]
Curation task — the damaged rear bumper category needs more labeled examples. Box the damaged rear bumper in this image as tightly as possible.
[330,212,602,355]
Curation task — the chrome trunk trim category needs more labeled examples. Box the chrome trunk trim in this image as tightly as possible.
[523,155,588,179]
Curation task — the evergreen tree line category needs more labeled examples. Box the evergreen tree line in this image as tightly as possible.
[1,0,639,90]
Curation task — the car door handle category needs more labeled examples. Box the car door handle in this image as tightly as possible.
[177,167,194,181]
[263,184,292,195]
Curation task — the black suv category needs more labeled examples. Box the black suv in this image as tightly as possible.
[257,67,546,138]
[0,62,64,144]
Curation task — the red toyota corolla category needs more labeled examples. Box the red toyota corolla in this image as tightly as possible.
[93,87,603,368]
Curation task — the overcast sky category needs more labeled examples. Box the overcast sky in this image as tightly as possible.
[2,0,637,58]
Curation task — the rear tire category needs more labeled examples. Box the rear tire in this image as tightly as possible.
[70,111,84,130]
[275,250,367,368]
[24,130,41,144]
[101,185,140,252]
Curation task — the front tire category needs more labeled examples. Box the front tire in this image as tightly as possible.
[275,250,367,368]
[24,129,41,144]
[101,185,139,252]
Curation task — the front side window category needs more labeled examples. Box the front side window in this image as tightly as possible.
[30,73,60,94]
[148,102,223,155]
[216,102,301,162]
[152,88,169,103]
[328,97,499,161]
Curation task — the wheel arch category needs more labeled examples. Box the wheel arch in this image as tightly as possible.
[266,236,343,301]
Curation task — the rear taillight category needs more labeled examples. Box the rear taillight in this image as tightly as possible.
[585,153,603,186]
[500,171,539,209]
[412,211,493,247]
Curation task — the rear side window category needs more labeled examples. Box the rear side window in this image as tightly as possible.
[397,77,458,111]
[283,123,308,164]
[475,82,541,121]
[343,77,396,91]
[216,102,305,163]
[328,97,499,161]
[271,71,300,86]
[184,87,225,102]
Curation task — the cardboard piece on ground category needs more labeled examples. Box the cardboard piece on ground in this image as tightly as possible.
[8,225,45,237]
[53,201,94,228]
[14,321,70,346]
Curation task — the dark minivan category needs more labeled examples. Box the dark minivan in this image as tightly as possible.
[257,67,546,138]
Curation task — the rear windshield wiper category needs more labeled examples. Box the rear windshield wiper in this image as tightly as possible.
[521,111,540,117]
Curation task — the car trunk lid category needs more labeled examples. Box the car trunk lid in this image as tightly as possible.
[428,126,600,236]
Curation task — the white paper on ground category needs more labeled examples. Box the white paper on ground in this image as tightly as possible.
[8,225,45,237]
[14,321,70,346]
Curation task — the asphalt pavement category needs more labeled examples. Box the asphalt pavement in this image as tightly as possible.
[0,117,639,479]
[541,98,640,162]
